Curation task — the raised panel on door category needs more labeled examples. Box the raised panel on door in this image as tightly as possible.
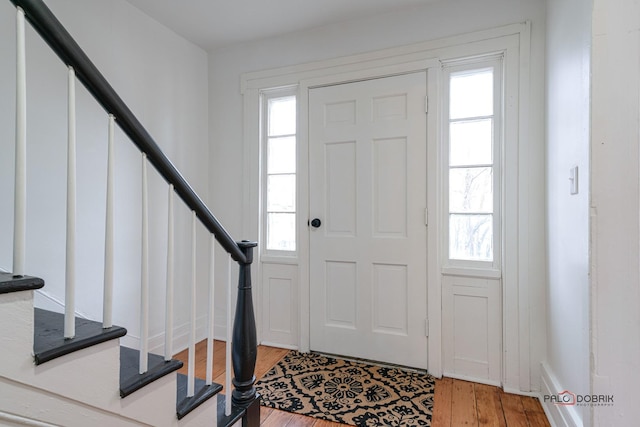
[324,141,357,237]
[373,138,408,238]
[309,71,429,369]
[324,261,357,329]
[372,263,409,336]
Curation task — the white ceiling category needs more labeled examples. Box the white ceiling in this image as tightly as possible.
[124,0,439,51]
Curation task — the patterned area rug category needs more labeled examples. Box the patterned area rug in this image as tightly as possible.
[256,351,435,426]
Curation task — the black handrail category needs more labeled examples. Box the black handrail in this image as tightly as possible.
[11,0,246,264]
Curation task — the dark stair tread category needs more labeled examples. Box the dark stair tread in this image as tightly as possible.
[120,346,183,398]
[33,308,127,365]
[0,272,44,294]
[176,373,223,420]
[215,394,246,427]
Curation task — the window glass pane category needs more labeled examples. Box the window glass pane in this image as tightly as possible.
[267,213,296,251]
[267,174,296,212]
[264,92,297,253]
[269,96,296,136]
[268,136,296,174]
[449,214,493,261]
[450,119,493,166]
[450,69,493,120]
[450,167,493,213]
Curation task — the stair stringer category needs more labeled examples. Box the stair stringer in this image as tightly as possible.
[0,290,223,426]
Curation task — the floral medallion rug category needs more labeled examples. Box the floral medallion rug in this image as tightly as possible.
[256,351,435,426]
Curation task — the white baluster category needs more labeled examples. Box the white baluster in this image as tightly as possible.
[225,255,232,416]
[139,153,149,374]
[13,7,26,277]
[206,235,215,385]
[188,211,197,397]
[64,66,77,339]
[103,115,115,329]
[164,185,175,361]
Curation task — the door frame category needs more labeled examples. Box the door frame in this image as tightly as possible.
[240,22,534,387]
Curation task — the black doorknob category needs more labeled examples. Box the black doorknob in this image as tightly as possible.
[310,218,322,228]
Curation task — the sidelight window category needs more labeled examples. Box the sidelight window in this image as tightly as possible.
[445,64,501,263]
[262,91,297,252]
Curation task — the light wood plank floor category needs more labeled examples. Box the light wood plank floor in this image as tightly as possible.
[174,341,550,427]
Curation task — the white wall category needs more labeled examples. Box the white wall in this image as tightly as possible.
[0,0,210,352]
[543,0,591,425]
[590,0,640,425]
[208,0,547,389]
[208,0,546,229]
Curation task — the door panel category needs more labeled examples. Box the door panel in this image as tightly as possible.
[442,275,501,382]
[309,72,428,369]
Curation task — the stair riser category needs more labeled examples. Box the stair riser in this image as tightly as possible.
[0,377,144,427]
[0,291,35,360]
[117,373,182,426]
[3,339,121,407]
[176,398,218,427]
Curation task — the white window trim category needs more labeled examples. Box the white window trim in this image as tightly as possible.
[241,21,533,391]
[442,56,504,271]
[260,87,298,261]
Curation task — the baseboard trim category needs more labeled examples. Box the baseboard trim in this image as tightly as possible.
[144,317,230,356]
[442,372,501,387]
[502,386,539,397]
[260,341,298,351]
[540,362,583,427]
[34,289,90,319]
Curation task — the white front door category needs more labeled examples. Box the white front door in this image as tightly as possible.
[308,72,429,369]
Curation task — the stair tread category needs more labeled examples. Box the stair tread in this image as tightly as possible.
[33,308,127,365]
[120,346,183,398]
[176,373,223,420]
[0,272,44,294]
[215,394,246,427]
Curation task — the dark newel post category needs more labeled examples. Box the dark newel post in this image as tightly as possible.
[232,240,260,426]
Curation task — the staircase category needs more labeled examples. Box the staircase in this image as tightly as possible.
[1,1,260,426]
[1,272,250,426]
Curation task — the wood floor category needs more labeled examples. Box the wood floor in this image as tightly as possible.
[174,341,550,427]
